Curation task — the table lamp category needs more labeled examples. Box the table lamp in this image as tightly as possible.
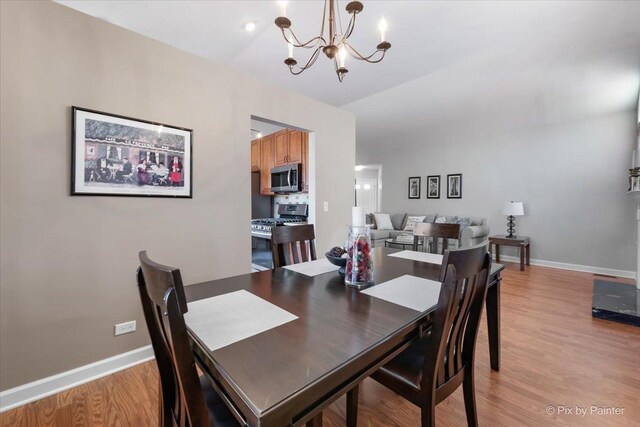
[502,201,524,238]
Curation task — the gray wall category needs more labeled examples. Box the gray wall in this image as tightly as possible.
[0,1,355,390]
[357,111,638,273]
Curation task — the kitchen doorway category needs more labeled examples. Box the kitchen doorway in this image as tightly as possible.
[250,116,315,271]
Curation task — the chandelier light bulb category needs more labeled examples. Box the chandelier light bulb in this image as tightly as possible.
[339,45,347,68]
[278,1,288,18]
[379,16,388,42]
[287,35,294,58]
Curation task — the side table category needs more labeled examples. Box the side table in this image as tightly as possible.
[488,235,530,271]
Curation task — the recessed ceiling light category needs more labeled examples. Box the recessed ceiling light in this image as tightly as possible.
[245,22,256,32]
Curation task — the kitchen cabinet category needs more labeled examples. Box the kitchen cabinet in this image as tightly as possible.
[288,130,304,163]
[260,135,275,195]
[250,140,260,172]
[274,130,289,166]
[274,129,305,166]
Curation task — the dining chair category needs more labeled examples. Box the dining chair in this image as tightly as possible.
[271,224,317,268]
[413,222,461,254]
[347,244,491,427]
[137,251,240,427]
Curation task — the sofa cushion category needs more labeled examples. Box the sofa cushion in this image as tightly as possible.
[370,229,391,240]
[389,230,408,238]
[374,213,394,230]
[390,213,407,230]
[434,215,447,224]
[403,215,426,231]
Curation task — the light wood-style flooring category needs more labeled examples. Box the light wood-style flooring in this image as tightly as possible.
[2,263,639,426]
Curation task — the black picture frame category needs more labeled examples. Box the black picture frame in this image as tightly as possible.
[447,174,462,199]
[71,106,193,198]
[426,175,440,199]
[408,176,421,199]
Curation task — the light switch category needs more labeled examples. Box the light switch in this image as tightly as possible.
[323,201,329,212]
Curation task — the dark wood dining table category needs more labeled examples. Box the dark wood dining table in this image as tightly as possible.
[185,247,503,427]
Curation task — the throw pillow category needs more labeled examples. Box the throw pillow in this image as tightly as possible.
[403,215,427,231]
[390,213,407,230]
[373,213,394,230]
[423,213,437,223]
[366,213,377,229]
[434,215,447,224]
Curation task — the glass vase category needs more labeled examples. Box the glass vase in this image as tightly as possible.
[345,225,374,287]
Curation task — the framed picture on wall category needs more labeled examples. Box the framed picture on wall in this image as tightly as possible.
[426,175,440,199]
[408,177,421,199]
[447,174,462,199]
[71,107,193,197]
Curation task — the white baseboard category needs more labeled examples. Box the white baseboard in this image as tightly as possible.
[495,255,635,279]
[0,345,154,413]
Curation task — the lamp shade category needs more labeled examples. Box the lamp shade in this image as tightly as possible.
[502,201,524,216]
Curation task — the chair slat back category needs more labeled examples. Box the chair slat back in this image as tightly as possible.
[420,244,491,390]
[271,224,317,268]
[413,223,461,254]
[137,251,211,427]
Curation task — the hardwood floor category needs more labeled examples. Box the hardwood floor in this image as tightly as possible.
[2,263,639,426]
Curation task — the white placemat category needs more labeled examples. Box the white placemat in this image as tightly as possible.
[283,258,339,276]
[185,290,297,351]
[388,250,443,265]
[361,274,441,312]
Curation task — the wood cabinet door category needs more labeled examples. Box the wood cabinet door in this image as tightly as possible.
[260,135,274,195]
[288,130,304,163]
[251,140,260,172]
[274,130,289,166]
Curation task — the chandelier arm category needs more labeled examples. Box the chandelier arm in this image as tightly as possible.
[281,28,326,49]
[343,12,357,40]
[332,58,345,82]
[289,46,323,75]
[280,0,328,49]
[344,42,387,63]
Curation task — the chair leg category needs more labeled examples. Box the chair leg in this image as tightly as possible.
[421,403,435,427]
[463,369,478,427]
[346,385,359,427]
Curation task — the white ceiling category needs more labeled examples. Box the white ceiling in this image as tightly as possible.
[56,1,640,139]
[251,119,285,139]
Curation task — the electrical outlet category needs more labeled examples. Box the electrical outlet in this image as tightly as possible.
[323,201,329,212]
[115,320,136,336]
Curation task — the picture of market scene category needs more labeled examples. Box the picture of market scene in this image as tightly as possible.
[82,118,187,189]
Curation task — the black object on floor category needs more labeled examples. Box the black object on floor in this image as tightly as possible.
[592,280,640,327]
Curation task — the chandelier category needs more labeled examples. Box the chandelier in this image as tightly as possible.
[274,0,391,82]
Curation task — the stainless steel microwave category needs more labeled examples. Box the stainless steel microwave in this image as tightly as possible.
[271,163,302,193]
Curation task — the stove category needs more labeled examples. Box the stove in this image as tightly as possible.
[251,203,308,240]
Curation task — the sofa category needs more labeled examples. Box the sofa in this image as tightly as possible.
[367,213,489,249]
